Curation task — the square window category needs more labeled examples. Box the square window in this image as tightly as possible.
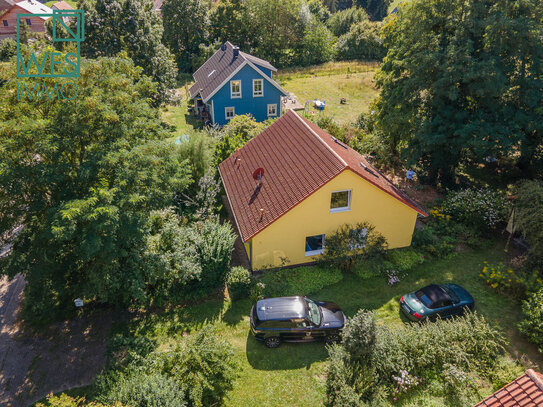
[2,20,8,27]
[225,107,235,119]
[330,190,351,212]
[267,104,277,117]
[26,18,32,26]
[305,234,324,256]
[349,228,367,250]
[230,80,241,98]
[253,79,263,97]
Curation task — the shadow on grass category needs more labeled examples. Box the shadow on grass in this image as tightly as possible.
[223,298,251,326]
[245,333,329,371]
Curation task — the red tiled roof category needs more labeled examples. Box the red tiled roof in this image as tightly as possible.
[218,110,428,242]
[474,370,543,407]
[51,1,73,10]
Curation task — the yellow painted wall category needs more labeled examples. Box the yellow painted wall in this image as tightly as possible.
[249,169,419,269]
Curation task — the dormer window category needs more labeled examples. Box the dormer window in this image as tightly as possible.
[230,80,241,98]
[253,79,263,97]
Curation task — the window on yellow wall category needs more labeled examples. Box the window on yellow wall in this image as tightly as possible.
[305,234,324,256]
[330,190,351,212]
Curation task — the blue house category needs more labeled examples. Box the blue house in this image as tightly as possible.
[188,42,288,126]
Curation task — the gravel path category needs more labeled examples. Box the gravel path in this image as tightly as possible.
[0,258,111,406]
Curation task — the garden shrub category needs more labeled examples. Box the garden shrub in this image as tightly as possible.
[36,394,125,407]
[227,266,252,300]
[159,325,237,407]
[99,372,186,407]
[486,356,524,391]
[261,266,343,297]
[441,188,510,231]
[327,311,505,403]
[387,248,425,272]
[514,180,543,266]
[519,289,543,352]
[325,345,366,407]
[323,222,388,272]
[107,334,157,369]
[0,39,17,62]
[480,262,541,300]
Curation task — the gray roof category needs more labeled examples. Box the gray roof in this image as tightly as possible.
[255,296,307,321]
[189,41,280,101]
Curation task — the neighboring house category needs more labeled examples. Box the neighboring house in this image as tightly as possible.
[474,369,543,406]
[51,1,74,11]
[0,0,15,15]
[188,41,288,126]
[0,0,52,37]
[219,110,428,270]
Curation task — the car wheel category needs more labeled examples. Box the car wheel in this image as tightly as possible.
[325,334,341,345]
[264,337,281,348]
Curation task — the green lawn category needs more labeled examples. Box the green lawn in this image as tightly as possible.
[161,87,203,138]
[277,61,380,125]
[112,240,542,407]
[44,0,77,7]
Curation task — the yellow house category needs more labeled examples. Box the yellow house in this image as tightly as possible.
[219,110,428,270]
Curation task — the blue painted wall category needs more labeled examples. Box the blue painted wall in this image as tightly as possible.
[209,64,285,126]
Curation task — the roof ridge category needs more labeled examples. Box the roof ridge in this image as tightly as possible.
[526,369,543,392]
[292,112,347,167]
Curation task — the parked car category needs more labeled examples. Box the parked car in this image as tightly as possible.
[400,284,474,322]
[250,296,345,348]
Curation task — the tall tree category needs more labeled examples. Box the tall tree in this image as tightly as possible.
[354,0,391,21]
[162,0,209,72]
[374,0,543,185]
[79,0,177,103]
[0,58,191,322]
[208,0,252,50]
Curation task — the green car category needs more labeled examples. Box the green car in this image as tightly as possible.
[400,284,474,322]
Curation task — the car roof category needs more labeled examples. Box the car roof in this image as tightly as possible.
[418,284,450,307]
[255,296,307,321]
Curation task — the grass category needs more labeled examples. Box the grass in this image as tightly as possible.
[277,61,380,125]
[44,0,77,7]
[161,86,203,138]
[107,240,542,407]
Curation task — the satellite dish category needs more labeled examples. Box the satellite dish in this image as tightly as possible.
[253,168,264,181]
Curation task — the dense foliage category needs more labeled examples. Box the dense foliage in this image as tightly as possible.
[36,394,125,407]
[226,266,253,300]
[519,289,543,353]
[374,0,543,185]
[322,222,387,272]
[326,310,506,405]
[79,0,177,103]
[514,180,543,265]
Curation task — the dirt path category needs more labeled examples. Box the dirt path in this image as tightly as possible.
[0,272,112,407]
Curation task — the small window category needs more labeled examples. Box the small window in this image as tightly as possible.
[267,104,277,117]
[253,79,263,97]
[2,20,8,27]
[305,234,324,256]
[230,80,241,98]
[349,228,367,250]
[330,190,351,212]
[225,107,235,120]
[26,18,32,26]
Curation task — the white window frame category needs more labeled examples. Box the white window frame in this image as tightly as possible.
[330,190,351,213]
[349,228,368,250]
[253,79,264,97]
[225,107,235,120]
[267,104,277,117]
[230,80,241,99]
[305,234,325,256]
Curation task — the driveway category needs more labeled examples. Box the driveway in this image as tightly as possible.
[0,269,111,406]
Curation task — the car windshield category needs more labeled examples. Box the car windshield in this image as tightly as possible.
[305,298,322,326]
[442,286,460,304]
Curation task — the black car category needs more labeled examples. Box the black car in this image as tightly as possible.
[250,296,345,348]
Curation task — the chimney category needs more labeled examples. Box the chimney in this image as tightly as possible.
[233,46,240,58]
[221,43,227,51]
[259,208,264,220]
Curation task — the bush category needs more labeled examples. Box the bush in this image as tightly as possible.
[387,248,425,272]
[0,39,17,62]
[107,334,157,369]
[337,21,386,61]
[441,188,510,231]
[99,372,186,407]
[36,394,125,407]
[227,266,253,300]
[514,180,543,266]
[519,289,543,352]
[328,7,369,36]
[480,262,541,300]
[261,266,343,297]
[342,310,377,362]
[159,325,237,407]
[322,222,388,272]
